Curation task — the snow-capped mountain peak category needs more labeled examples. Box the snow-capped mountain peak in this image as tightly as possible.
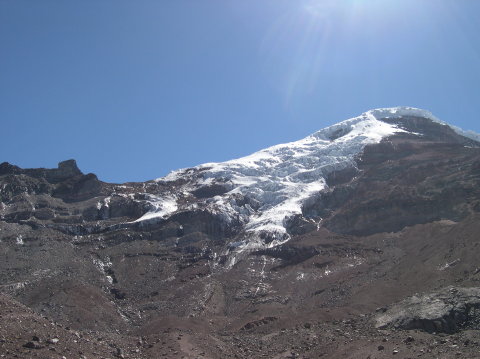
[133,107,478,249]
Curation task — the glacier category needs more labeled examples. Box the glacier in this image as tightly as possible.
[132,107,479,249]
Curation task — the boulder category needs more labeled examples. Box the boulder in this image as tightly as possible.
[375,286,480,333]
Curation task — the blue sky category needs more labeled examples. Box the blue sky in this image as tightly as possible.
[1,0,479,183]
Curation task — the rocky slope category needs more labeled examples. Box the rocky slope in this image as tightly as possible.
[1,107,480,358]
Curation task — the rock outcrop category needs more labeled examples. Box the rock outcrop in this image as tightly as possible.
[376,286,480,333]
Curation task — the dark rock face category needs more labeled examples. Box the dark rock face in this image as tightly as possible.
[376,287,480,333]
[0,159,82,183]
[53,172,103,202]
[191,183,230,198]
[47,159,83,183]
[0,162,21,175]
[384,117,480,146]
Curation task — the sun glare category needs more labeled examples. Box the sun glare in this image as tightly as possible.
[303,0,337,19]
[260,0,353,108]
[260,0,422,109]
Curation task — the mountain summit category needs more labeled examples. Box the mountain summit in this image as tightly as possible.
[128,107,479,249]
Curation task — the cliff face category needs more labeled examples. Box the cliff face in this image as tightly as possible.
[1,109,480,358]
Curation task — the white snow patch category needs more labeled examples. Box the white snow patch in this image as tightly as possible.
[97,197,111,210]
[134,194,178,222]
[93,256,114,284]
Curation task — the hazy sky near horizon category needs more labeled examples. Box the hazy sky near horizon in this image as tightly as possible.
[1,0,480,182]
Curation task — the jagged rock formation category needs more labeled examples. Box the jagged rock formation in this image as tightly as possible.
[1,107,480,358]
[376,286,480,333]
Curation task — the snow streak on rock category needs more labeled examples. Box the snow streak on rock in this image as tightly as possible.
[134,194,178,223]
